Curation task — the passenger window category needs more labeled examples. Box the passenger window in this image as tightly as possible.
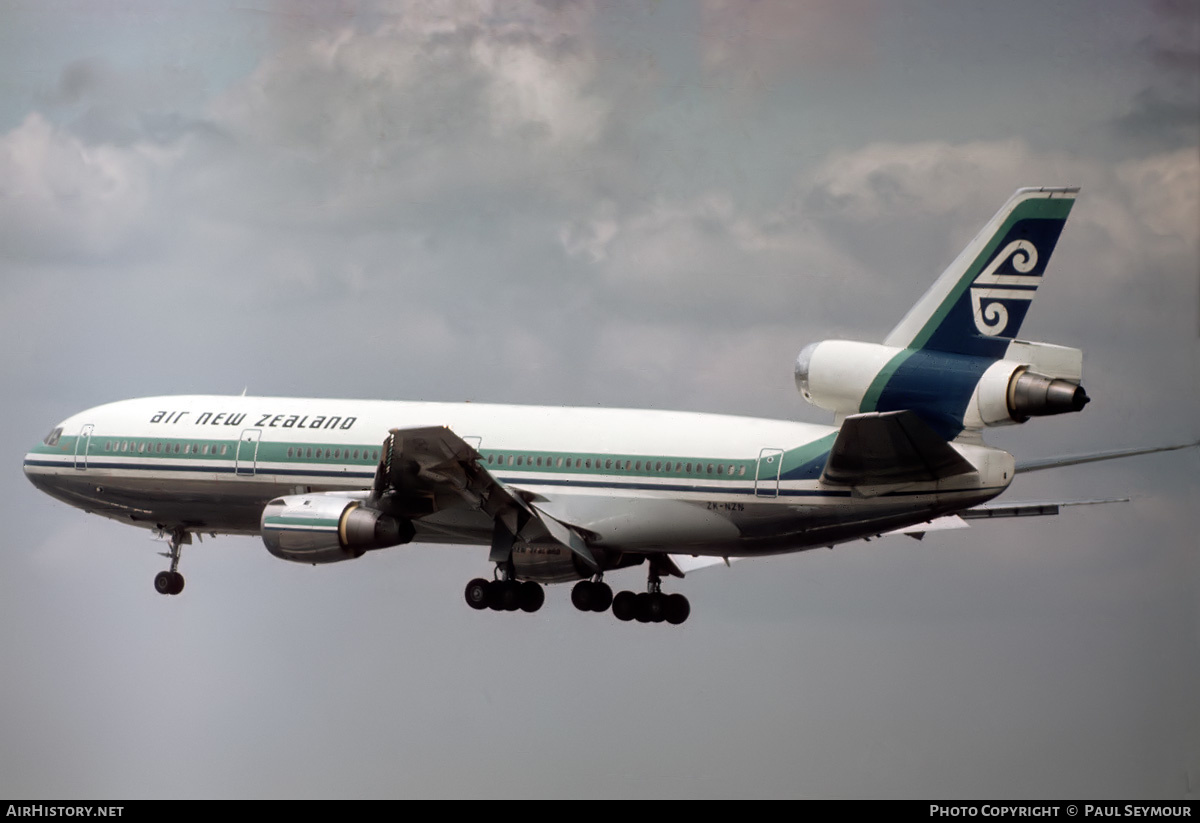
[105,442,112,452]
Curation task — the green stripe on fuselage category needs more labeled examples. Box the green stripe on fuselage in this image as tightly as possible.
[859,348,917,413]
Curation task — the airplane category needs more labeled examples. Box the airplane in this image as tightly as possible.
[23,186,1192,625]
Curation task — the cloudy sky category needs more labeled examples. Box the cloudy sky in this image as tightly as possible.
[2,0,1197,799]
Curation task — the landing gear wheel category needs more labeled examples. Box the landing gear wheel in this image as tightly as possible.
[590,582,613,613]
[638,592,667,623]
[154,571,174,596]
[518,581,545,613]
[572,580,613,613]
[465,578,490,610]
[168,572,184,595]
[665,593,690,625]
[571,581,594,612]
[612,591,637,621]
[488,580,521,611]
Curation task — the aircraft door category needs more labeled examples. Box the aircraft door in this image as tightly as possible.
[235,429,262,476]
[755,448,784,498]
[73,424,94,471]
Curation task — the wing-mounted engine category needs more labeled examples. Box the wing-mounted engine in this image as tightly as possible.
[261,493,415,564]
[795,338,1089,437]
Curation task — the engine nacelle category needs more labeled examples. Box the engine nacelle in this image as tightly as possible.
[794,340,901,415]
[795,339,1088,432]
[261,493,415,564]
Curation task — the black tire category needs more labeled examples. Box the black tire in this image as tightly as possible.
[501,583,520,614]
[571,581,594,612]
[645,593,667,623]
[154,571,174,595]
[465,578,490,610]
[590,582,613,613]
[519,581,545,613]
[612,591,637,621]
[634,592,652,623]
[486,580,506,610]
[169,572,185,596]
[665,593,690,625]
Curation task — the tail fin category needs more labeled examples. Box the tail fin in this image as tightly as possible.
[884,187,1078,358]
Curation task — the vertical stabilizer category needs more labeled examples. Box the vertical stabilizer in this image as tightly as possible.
[883,187,1078,359]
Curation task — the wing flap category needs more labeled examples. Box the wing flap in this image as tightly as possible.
[376,426,599,571]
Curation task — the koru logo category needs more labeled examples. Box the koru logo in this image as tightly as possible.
[969,239,1041,336]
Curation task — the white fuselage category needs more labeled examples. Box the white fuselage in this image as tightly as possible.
[24,395,1014,558]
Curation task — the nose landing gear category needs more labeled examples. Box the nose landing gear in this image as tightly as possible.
[154,527,188,596]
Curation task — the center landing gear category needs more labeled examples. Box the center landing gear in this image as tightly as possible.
[154,527,188,596]
[612,567,690,625]
[464,563,544,614]
[571,577,613,613]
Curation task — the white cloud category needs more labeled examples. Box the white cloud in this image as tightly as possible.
[0,113,174,260]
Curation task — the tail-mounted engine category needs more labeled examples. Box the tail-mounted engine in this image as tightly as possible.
[794,338,1088,435]
[261,493,416,564]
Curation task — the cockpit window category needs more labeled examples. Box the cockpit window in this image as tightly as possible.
[43,427,62,447]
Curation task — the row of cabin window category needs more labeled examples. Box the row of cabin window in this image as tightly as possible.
[285,447,381,462]
[484,453,748,476]
[105,440,228,455]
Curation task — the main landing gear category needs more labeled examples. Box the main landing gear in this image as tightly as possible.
[154,526,188,596]
[464,566,545,613]
[610,567,690,625]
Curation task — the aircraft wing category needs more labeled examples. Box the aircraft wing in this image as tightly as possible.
[821,410,978,488]
[373,426,600,570]
[1015,441,1198,473]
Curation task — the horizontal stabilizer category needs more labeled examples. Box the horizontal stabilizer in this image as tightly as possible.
[962,498,1128,519]
[1015,441,1199,474]
[822,410,977,487]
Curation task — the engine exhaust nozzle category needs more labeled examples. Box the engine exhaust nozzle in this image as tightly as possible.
[1009,371,1090,421]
